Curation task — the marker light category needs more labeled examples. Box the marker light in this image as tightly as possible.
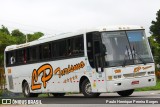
[108,76,112,80]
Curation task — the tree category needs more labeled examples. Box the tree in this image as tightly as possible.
[150,9,160,67]
[11,29,25,37]
[11,29,26,44]
[0,26,44,67]
[27,32,44,42]
[148,36,160,63]
[0,31,17,66]
[0,25,10,35]
[150,9,160,43]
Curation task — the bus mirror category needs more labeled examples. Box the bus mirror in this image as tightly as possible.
[102,44,107,56]
[105,51,108,55]
[102,50,108,56]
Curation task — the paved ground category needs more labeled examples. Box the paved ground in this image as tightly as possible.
[1,90,160,107]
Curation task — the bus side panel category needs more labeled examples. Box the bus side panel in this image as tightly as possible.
[6,57,87,93]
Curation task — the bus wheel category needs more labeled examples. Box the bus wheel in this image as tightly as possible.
[22,82,38,97]
[81,79,100,97]
[117,89,134,97]
[52,93,65,97]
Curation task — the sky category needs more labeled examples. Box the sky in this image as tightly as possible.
[0,0,160,37]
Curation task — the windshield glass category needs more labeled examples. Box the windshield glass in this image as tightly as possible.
[101,30,153,67]
[127,30,153,64]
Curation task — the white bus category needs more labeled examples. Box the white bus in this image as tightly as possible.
[4,25,156,97]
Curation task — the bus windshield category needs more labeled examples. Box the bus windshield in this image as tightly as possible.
[101,30,153,67]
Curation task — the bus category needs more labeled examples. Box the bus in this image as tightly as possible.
[4,25,156,97]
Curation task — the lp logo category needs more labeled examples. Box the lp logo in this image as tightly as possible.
[31,64,53,90]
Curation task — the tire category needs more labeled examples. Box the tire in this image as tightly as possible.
[52,93,65,97]
[117,89,134,97]
[81,79,100,97]
[22,82,38,97]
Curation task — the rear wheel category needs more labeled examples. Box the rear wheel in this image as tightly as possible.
[52,93,65,97]
[117,89,134,97]
[81,79,100,97]
[22,82,38,97]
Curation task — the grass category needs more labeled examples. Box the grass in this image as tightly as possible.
[0,90,2,104]
[135,79,160,91]
[0,89,2,97]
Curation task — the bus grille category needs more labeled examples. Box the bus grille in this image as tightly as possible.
[123,72,146,78]
[8,75,14,90]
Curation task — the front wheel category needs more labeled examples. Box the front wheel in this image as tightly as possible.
[81,79,100,97]
[22,82,38,97]
[117,89,134,97]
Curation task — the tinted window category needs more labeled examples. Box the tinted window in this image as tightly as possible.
[42,43,51,59]
[73,36,84,55]
[16,49,26,64]
[6,51,16,65]
[6,35,84,67]
[29,46,38,61]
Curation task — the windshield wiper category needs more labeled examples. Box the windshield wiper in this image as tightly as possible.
[123,46,146,67]
[132,46,146,65]
[122,46,130,67]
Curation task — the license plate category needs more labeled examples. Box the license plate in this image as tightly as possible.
[131,81,139,85]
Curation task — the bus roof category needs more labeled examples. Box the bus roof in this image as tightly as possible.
[5,25,144,51]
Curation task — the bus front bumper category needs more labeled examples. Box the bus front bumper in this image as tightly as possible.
[106,75,156,92]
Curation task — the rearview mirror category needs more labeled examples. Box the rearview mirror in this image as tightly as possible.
[102,44,107,56]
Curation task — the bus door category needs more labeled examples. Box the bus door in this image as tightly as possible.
[92,34,105,75]
[86,32,105,77]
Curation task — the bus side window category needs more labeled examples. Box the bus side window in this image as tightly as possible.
[16,49,24,64]
[73,36,84,55]
[6,52,11,65]
[42,43,51,59]
[59,40,67,57]
[10,55,15,64]
[22,49,26,64]
[28,46,38,61]
[6,51,16,66]
[67,39,73,56]
[52,42,58,58]
[26,48,30,62]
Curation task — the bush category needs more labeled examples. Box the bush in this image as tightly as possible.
[155,71,160,79]
[0,67,5,90]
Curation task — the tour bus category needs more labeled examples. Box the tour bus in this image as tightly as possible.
[4,25,156,97]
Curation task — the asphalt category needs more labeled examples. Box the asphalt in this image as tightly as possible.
[0,90,160,107]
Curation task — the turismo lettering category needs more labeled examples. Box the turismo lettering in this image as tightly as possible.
[31,61,85,90]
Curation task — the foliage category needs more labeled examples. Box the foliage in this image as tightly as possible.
[149,9,160,67]
[0,25,10,35]
[150,9,160,43]
[27,32,44,42]
[11,29,26,44]
[148,36,160,64]
[0,25,43,67]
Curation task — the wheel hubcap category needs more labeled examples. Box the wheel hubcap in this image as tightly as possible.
[25,85,29,95]
[85,82,92,95]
